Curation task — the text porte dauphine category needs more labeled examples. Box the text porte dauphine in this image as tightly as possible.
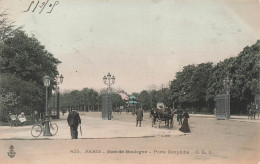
[154,150,189,155]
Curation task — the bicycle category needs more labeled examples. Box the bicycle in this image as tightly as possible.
[31,118,58,137]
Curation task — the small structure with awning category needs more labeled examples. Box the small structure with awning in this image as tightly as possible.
[128,95,138,105]
[127,95,138,114]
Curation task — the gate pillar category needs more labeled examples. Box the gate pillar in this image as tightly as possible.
[102,93,112,120]
[215,94,230,120]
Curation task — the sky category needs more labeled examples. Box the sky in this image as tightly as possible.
[1,0,260,94]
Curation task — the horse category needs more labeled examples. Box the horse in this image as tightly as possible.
[150,108,158,127]
[150,108,174,129]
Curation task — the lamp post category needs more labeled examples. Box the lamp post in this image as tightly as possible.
[55,74,64,119]
[103,72,115,92]
[103,73,115,120]
[43,75,52,136]
[223,76,232,119]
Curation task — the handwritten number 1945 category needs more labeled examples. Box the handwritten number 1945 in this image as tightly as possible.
[24,0,59,14]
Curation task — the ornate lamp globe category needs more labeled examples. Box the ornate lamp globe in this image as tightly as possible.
[43,75,50,87]
[59,74,64,84]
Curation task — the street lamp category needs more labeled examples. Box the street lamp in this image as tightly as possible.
[55,74,64,119]
[103,72,115,92]
[103,73,115,120]
[43,75,52,136]
[60,74,64,83]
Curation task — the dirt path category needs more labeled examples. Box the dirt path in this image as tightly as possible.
[0,112,259,164]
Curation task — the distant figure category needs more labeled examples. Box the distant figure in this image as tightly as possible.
[9,112,17,127]
[67,109,81,139]
[136,108,143,127]
[62,109,66,116]
[176,107,183,125]
[179,111,190,133]
[247,103,256,120]
[18,112,26,126]
[33,110,39,123]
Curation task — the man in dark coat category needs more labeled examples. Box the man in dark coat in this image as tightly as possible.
[33,110,39,123]
[67,109,81,139]
[176,107,183,125]
[136,108,143,127]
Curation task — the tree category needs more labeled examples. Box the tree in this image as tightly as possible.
[189,63,213,111]
[0,92,19,122]
[161,88,172,108]
[170,65,196,108]
[0,11,21,46]
[0,15,61,119]
[111,92,125,109]
[206,41,260,114]
[1,30,61,87]
[60,88,100,112]
[206,58,234,112]
[229,41,260,113]
[0,73,44,121]
[149,89,159,109]
[138,90,151,110]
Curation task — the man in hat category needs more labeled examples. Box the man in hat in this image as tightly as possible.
[176,107,183,125]
[67,109,81,139]
[136,108,143,127]
[33,110,39,123]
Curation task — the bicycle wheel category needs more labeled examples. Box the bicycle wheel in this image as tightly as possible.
[50,123,58,136]
[31,124,42,137]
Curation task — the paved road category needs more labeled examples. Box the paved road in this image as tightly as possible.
[0,112,259,164]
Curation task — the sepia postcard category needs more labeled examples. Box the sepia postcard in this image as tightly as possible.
[0,0,260,163]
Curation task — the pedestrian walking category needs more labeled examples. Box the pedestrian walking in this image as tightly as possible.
[33,110,39,123]
[176,107,183,125]
[179,110,190,133]
[136,108,143,127]
[67,109,81,139]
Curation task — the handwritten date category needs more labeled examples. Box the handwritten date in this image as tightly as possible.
[24,0,59,14]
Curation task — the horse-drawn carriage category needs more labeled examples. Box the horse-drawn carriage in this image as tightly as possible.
[150,103,174,129]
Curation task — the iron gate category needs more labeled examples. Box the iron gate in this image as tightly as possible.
[215,94,230,120]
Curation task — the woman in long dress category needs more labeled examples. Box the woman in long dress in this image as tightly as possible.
[179,111,190,133]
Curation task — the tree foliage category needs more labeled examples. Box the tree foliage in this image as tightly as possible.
[60,88,101,111]
[0,15,61,121]
[171,41,260,114]
[1,30,60,87]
